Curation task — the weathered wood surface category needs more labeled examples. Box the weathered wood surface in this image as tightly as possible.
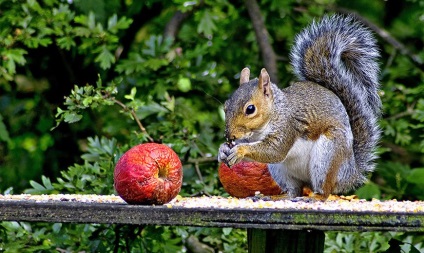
[0,195,424,231]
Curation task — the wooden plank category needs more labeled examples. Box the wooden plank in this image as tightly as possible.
[0,196,424,231]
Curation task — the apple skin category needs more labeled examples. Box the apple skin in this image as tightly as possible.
[114,143,183,205]
[218,161,283,198]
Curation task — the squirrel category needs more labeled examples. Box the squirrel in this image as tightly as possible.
[218,15,381,198]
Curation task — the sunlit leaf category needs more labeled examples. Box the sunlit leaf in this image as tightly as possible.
[64,112,83,123]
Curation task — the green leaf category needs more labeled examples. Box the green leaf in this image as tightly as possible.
[3,187,13,195]
[124,87,137,101]
[143,36,160,56]
[74,14,87,25]
[54,107,65,118]
[24,176,55,194]
[136,102,169,119]
[412,99,424,122]
[29,181,46,191]
[0,114,10,142]
[57,36,76,50]
[82,97,93,107]
[406,168,424,185]
[52,223,62,233]
[116,53,145,74]
[115,16,132,30]
[197,10,216,36]
[87,12,96,29]
[107,15,132,33]
[3,49,27,74]
[355,182,381,200]
[107,14,118,31]
[38,38,52,47]
[41,176,53,190]
[161,94,175,112]
[143,58,169,71]
[64,112,83,123]
[410,245,421,253]
[96,78,103,89]
[74,27,91,37]
[95,45,115,69]
[222,227,232,235]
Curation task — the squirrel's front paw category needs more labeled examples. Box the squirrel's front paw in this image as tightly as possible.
[218,142,245,167]
[218,143,231,163]
[226,146,244,167]
[225,145,246,167]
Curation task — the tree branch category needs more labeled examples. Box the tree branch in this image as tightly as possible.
[385,101,417,121]
[245,0,279,83]
[118,2,163,61]
[194,162,204,182]
[186,235,215,253]
[187,156,217,164]
[111,98,154,142]
[163,1,206,40]
[163,11,190,40]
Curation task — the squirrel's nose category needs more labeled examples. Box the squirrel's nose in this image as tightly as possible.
[224,132,234,141]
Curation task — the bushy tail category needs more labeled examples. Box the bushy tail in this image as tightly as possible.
[290,14,381,173]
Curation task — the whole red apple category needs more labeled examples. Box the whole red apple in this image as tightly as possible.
[218,161,282,198]
[114,143,183,205]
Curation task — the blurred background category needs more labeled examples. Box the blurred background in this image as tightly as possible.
[1,0,424,252]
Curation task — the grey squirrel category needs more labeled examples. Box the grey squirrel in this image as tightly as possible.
[218,15,381,198]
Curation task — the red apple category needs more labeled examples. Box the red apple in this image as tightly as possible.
[218,161,283,198]
[114,143,183,205]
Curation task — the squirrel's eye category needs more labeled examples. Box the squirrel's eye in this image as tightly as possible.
[245,104,256,115]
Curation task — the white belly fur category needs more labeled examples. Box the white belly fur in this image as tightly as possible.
[282,138,315,182]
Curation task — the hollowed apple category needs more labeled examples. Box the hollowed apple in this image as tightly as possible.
[114,143,183,205]
[219,161,282,198]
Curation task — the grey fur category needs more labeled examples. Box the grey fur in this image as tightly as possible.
[290,14,381,174]
[218,15,381,197]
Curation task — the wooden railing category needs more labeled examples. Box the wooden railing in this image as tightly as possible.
[1,195,423,253]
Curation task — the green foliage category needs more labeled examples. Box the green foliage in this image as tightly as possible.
[0,114,10,142]
[0,221,108,252]
[325,232,424,253]
[53,77,117,129]
[23,136,119,195]
[1,0,424,251]
[72,12,132,69]
[0,0,129,80]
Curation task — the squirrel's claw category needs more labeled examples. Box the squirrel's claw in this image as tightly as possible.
[225,145,243,167]
[218,142,231,164]
[218,142,243,167]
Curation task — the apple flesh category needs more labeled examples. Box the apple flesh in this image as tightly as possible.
[114,143,183,205]
[218,161,282,198]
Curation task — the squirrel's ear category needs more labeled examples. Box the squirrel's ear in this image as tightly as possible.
[240,68,250,85]
[259,68,271,96]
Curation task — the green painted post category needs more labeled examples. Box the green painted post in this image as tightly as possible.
[247,228,267,252]
[247,229,325,253]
